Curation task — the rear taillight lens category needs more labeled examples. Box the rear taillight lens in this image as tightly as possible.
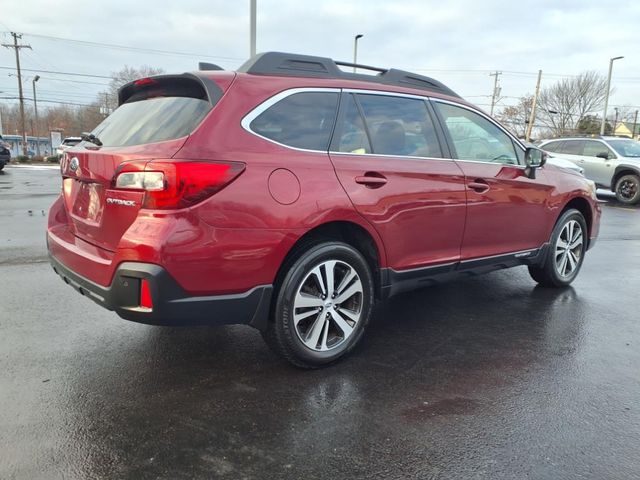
[113,160,245,209]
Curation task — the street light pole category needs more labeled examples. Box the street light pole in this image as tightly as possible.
[250,0,256,57]
[600,56,624,135]
[32,75,40,157]
[353,34,363,73]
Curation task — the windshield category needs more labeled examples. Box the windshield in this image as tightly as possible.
[608,139,640,157]
[91,96,212,147]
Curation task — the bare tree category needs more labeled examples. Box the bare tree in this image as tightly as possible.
[498,95,533,138]
[536,71,609,137]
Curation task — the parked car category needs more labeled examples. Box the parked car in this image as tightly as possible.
[55,137,82,157]
[524,141,585,176]
[48,52,601,368]
[539,136,640,204]
[0,135,10,170]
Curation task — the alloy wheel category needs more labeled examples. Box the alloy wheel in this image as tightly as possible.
[554,220,583,278]
[292,260,363,352]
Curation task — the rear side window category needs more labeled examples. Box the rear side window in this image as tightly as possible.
[542,141,565,153]
[355,94,442,158]
[250,92,339,151]
[561,140,584,155]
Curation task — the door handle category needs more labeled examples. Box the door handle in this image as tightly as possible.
[355,173,387,188]
[467,179,490,193]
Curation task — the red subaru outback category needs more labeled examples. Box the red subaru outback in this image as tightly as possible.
[48,52,601,368]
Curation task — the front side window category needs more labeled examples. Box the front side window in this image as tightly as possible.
[434,102,519,165]
[355,94,442,158]
[583,140,614,158]
[250,92,339,151]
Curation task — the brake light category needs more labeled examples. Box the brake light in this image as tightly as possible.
[134,77,156,86]
[113,160,245,209]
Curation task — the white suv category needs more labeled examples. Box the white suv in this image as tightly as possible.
[539,136,640,205]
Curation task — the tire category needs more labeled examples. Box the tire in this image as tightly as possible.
[262,241,374,368]
[614,174,640,205]
[528,209,588,287]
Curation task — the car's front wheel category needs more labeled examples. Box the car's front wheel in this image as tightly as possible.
[528,209,587,287]
[614,174,640,205]
[263,241,374,368]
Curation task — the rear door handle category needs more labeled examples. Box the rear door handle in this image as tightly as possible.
[467,179,490,193]
[355,173,387,188]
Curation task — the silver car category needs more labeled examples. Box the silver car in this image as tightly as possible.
[539,136,640,205]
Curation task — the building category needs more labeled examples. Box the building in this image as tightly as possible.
[2,135,53,158]
[614,122,639,140]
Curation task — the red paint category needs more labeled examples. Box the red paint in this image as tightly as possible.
[48,71,601,303]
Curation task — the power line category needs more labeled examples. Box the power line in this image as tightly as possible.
[17,31,244,62]
[0,65,112,79]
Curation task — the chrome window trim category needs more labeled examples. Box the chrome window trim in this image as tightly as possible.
[240,87,341,154]
[431,97,527,167]
[329,150,451,162]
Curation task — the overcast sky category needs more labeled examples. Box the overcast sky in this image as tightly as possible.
[2,0,639,119]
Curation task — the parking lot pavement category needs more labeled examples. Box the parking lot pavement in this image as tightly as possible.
[1,165,639,480]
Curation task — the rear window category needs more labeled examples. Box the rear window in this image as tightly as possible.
[91,96,211,147]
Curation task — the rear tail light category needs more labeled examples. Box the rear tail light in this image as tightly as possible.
[113,160,245,209]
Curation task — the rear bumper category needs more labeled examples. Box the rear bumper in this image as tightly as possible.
[49,254,273,329]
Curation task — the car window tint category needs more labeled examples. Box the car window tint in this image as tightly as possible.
[542,141,564,153]
[583,140,611,157]
[355,94,442,158]
[434,102,519,165]
[562,140,584,155]
[250,92,339,151]
[337,94,372,154]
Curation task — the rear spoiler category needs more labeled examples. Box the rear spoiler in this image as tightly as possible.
[117,73,224,106]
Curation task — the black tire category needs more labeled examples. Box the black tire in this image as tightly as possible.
[528,209,588,287]
[262,241,374,368]
[614,174,640,205]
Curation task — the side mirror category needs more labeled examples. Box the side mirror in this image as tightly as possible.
[524,147,547,179]
[596,152,609,160]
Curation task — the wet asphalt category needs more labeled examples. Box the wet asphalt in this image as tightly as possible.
[1,165,639,480]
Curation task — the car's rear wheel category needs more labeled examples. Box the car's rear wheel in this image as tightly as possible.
[262,241,374,368]
[528,209,587,287]
[615,174,640,205]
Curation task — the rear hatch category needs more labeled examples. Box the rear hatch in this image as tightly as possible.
[61,73,229,251]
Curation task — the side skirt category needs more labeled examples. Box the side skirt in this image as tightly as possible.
[380,245,548,298]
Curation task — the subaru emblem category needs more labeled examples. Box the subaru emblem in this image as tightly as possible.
[69,157,79,172]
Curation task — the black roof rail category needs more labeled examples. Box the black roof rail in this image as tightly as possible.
[199,62,224,71]
[237,52,460,98]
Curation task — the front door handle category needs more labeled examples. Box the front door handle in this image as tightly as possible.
[355,173,387,188]
[468,179,490,193]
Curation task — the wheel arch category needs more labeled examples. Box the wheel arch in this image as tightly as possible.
[559,196,593,244]
[611,166,640,192]
[273,220,385,300]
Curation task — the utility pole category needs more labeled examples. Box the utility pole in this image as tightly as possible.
[633,110,638,140]
[489,71,502,116]
[613,107,619,134]
[2,32,32,157]
[525,70,542,142]
[32,75,40,157]
[250,0,256,57]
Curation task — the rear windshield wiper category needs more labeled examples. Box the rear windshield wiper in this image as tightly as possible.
[81,132,103,147]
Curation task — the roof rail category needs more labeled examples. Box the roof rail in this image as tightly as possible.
[237,52,460,98]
